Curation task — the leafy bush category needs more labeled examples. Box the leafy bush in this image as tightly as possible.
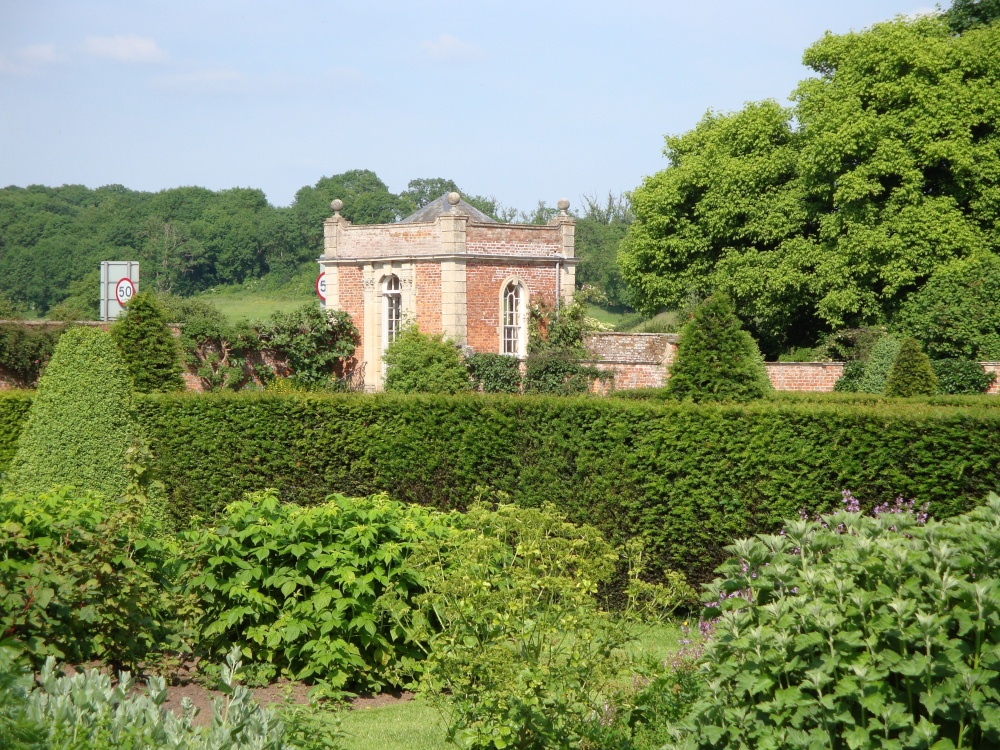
[383,327,471,394]
[0,323,64,387]
[466,353,521,394]
[885,337,938,397]
[833,359,865,392]
[669,495,1000,749]
[525,299,607,395]
[180,315,263,391]
[896,253,1000,361]
[184,490,459,694]
[0,487,185,670]
[0,646,338,750]
[523,351,603,395]
[856,335,901,394]
[405,502,694,750]
[111,291,185,393]
[261,304,358,387]
[3,326,144,499]
[932,359,996,395]
[665,293,771,402]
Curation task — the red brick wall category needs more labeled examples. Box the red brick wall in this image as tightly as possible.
[466,261,559,353]
[764,362,845,391]
[415,262,442,335]
[466,224,561,257]
[338,223,438,258]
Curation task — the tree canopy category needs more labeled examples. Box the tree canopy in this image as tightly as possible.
[620,14,1000,355]
[0,172,510,315]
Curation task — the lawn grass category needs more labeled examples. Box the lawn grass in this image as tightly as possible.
[340,695,450,750]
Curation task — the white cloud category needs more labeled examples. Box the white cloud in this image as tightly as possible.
[83,34,167,63]
[419,34,480,62]
[19,44,59,64]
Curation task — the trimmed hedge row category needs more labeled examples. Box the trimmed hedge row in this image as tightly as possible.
[2,391,1000,583]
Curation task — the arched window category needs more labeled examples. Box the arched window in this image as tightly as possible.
[502,281,525,357]
[383,275,402,349]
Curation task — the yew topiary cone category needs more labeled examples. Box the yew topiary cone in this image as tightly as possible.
[665,293,772,402]
[885,337,938,397]
[4,326,142,498]
[110,291,184,393]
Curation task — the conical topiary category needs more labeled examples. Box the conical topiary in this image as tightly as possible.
[856,335,900,394]
[110,291,184,393]
[885,337,938,397]
[665,293,772,402]
[4,326,143,498]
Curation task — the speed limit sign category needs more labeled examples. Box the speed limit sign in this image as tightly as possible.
[316,272,327,302]
[115,277,136,306]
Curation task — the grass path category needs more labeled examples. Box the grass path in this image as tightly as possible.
[340,696,449,750]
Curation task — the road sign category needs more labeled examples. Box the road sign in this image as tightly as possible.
[100,261,139,321]
[316,272,327,302]
[115,277,136,306]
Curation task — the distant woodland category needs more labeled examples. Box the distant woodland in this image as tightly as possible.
[0,172,629,318]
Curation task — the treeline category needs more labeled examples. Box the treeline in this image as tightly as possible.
[0,172,631,317]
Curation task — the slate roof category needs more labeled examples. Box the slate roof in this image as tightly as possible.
[398,194,497,224]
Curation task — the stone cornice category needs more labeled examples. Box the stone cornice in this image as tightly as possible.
[316,253,580,266]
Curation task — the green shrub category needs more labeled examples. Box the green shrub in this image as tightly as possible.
[111,291,185,393]
[0,646,336,750]
[180,316,262,391]
[261,304,359,387]
[525,299,607,395]
[0,323,64,387]
[0,487,184,670]
[383,327,471,394]
[932,359,996,395]
[466,353,521,393]
[665,294,771,402]
[669,495,1000,750]
[407,502,694,750]
[833,359,865,392]
[885,337,938,397]
[3,326,143,499]
[896,253,1000,360]
[523,350,603,395]
[856,335,901,394]
[184,490,459,694]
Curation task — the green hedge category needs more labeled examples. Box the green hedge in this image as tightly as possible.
[3,391,1000,583]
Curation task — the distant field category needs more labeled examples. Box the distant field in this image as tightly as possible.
[197,293,314,322]
[586,304,635,329]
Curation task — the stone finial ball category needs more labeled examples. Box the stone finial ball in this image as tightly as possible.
[331,199,344,212]
[446,192,461,206]
[557,198,570,211]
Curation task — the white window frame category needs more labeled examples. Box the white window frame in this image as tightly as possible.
[500,279,527,358]
[382,274,402,352]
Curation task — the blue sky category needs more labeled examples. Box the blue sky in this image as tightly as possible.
[1,1,934,213]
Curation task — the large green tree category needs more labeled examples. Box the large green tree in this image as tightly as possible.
[620,14,1000,354]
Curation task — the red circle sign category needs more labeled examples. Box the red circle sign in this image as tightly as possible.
[115,277,136,306]
[316,272,327,302]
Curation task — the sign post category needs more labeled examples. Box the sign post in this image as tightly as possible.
[100,261,140,321]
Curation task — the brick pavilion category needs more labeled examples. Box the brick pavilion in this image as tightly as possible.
[317,192,577,390]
